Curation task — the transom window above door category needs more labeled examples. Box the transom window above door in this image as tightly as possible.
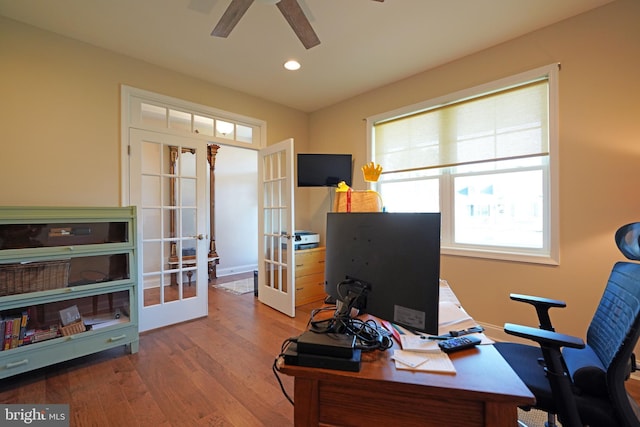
[124,87,266,150]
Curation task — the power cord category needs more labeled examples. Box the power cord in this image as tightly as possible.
[308,301,393,352]
[272,335,298,405]
[273,280,393,406]
[345,317,393,351]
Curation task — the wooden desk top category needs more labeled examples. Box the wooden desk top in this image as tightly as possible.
[279,341,534,406]
[280,287,534,426]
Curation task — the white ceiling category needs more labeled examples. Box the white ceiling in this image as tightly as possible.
[0,0,614,112]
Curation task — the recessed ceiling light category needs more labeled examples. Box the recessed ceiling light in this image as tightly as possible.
[284,60,301,71]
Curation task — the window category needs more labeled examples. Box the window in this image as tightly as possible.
[368,65,559,264]
[124,86,266,150]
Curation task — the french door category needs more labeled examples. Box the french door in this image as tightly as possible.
[258,139,296,317]
[129,129,209,332]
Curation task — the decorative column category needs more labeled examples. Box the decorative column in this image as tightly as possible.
[207,144,220,278]
[168,146,179,259]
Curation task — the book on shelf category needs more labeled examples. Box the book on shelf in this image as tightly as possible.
[85,314,130,330]
[10,317,20,349]
[0,312,63,349]
[48,227,72,237]
[18,311,28,347]
[2,319,11,350]
[31,325,60,343]
[0,312,28,350]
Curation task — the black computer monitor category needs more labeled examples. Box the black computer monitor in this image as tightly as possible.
[324,212,441,334]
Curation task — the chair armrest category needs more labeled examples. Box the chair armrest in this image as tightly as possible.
[504,323,586,427]
[510,293,566,308]
[504,323,585,349]
[510,293,566,331]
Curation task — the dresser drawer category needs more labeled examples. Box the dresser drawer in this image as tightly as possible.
[0,324,138,378]
[295,272,325,306]
[294,247,325,277]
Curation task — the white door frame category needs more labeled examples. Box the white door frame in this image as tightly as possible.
[120,86,268,329]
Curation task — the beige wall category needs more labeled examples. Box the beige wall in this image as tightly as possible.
[2,0,640,338]
[307,0,640,336]
[0,16,310,225]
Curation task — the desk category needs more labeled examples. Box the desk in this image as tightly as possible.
[279,343,534,426]
[279,280,534,426]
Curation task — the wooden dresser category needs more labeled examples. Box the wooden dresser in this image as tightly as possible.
[293,246,325,306]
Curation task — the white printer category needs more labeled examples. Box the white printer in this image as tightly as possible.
[292,230,320,250]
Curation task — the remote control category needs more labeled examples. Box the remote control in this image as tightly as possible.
[438,335,482,353]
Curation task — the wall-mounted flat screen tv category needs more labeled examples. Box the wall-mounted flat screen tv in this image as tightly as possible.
[297,154,352,187]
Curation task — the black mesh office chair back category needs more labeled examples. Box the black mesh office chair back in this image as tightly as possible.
[495,222,640,427]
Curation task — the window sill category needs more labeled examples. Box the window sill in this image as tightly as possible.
[442,246,559,266]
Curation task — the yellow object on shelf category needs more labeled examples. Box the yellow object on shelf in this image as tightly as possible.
[361,162,383,182]
[333,189,383,212]
[60,320,86,336]
[336,181,351,192]
[333,160,384,212]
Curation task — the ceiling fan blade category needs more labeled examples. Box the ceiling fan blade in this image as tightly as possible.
[276,0,320,49]
[211,0,255,38]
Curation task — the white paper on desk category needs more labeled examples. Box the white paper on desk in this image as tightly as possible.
[399,335,441,352]
[439,279,462,305]
[392,350,429,368]
[394,350,456,374]
[438,301,478,335]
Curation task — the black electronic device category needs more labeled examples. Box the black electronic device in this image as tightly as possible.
[297,153,352,187]
[324,212,441,334]
[296,331,355,359]
[438,335,482,353]
[284,343,362,372]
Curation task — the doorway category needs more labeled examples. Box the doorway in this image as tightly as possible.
[214,146,258,276]
[121,86,268,328]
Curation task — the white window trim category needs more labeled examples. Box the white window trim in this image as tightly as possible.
[366,64,560,265]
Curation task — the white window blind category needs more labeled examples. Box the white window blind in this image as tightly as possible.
[368,65,559,264]
[374,80,549,174]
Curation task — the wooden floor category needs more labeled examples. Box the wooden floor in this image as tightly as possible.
[1,273,640,426]
[0,273,317,426]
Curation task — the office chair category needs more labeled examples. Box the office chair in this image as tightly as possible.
[494,222,640,427]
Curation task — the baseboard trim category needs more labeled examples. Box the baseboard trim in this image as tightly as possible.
[217,264,258,277]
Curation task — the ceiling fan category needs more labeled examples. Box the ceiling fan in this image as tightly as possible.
[211,0,384,50]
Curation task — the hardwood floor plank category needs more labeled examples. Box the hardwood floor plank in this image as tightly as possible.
[179,347,270,426]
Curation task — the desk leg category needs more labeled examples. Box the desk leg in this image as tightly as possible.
[293,378,320,426]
